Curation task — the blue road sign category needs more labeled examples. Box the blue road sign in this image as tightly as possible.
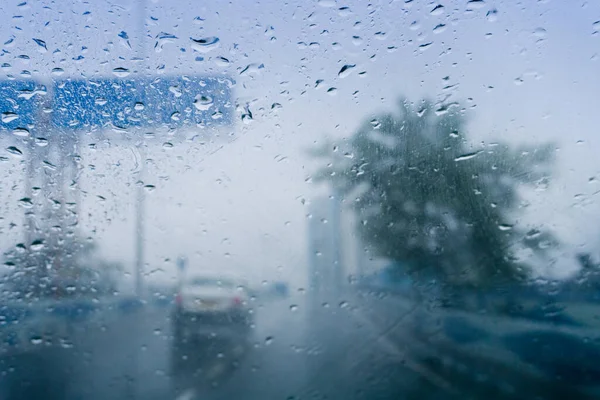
[0,79,46,131]
[52,75,234,130]
[1,75,233,132]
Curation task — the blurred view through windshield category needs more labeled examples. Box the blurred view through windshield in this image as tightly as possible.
[1,1,600,399]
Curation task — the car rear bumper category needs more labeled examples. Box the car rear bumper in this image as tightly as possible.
[172,308,251,339]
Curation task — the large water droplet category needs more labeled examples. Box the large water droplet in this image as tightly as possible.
[169,85,182,97]
[18,197,33,208]
[466,0,485,10]
[239,63,264,76]
[430,4,444,15]
[51,67,64,76]
[12,127,29,137]
[454,150,482,162]
[215,56,230,67]
[112,67,130,78]
[30,337,43,345]
[338,64,356,78]
[498,224,513,231]
[2,112,19,123]
[533,27,547,39]
[31,239,45,251]
[418,42,433,51]
[433,24,447,34]
[7,146,23,156]
[193,95,213,110]
[190,36,220,53]
[31,38,48,54]
[593,21,600,33]
[486,8,498,22]
[155,32,177,53]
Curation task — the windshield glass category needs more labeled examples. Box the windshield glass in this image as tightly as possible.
[1,1,599,400]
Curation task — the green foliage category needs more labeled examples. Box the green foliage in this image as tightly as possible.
[314,98,556,289]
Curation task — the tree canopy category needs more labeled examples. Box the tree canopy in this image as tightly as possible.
[314,98,556,290]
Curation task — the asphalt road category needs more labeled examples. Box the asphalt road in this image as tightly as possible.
[0,292,435,400]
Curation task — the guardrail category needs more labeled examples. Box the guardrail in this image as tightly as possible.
[352,285,600,399]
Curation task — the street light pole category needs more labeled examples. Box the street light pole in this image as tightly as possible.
[134,0,147,297]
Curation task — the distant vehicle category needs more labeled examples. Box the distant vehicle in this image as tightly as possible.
[172,274,252,342]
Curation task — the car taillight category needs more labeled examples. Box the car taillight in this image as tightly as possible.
[232,296,242,306]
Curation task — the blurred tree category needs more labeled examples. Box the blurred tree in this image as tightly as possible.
[313,98,556,296]
[1,236,122,299]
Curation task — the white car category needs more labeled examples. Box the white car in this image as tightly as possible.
[172,274,252,341]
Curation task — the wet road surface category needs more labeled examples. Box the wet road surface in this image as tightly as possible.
[0,294,430,400]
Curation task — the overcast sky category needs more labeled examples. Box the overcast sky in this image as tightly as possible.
[1,0,600,287]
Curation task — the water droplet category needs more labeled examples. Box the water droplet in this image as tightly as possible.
[265,336,274,345]
[430,4,444,15]
[338,64,356,78]
[51,67,64,76]
[526,229,541,239]
[418,42,433,51]
[35,137,48,147]
[533,27,547,39]
[7,146,23,156]
[289,304,298,312]
[193,95,213,111]
[215,56,230,67]
[31,239,45,251]
[170,111,181,121]
[12,127,30,137]
[169,85,182,98]
[327,87,337,95]
[486,8,498,22]
[339,301,348,309]
[239,63,264,76]
[134,102,145,111]
[30,337,43,345]
[454,150,482,162]
[154,32,177,53]
[466,0,485,10]
[32,38,47,52]
[162,142,174,149]
[2,112,19,123]
[190,36,220,53]
[144,184,155,192]
[112,67,130,78]
[498,224,513,231]
[410,21,421,31]
[95,97,107,106]
[318,0,335,7]
[433,24,447,34]
[593,21,600,33]
[18,197,33,208]
[370,118,381,129]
